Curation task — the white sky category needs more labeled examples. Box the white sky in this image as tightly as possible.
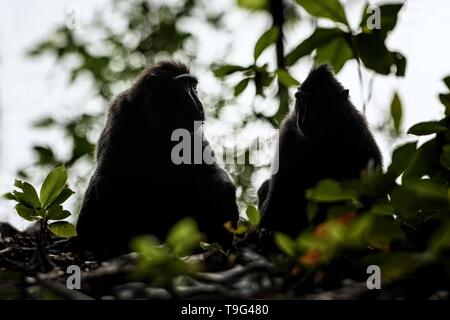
[1,0,449,228]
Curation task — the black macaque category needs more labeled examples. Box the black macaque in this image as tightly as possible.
[76,61,239,256]
[258,65,382,237]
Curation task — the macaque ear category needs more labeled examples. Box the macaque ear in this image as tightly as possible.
[144,74,157,91]
[340,89,349,99]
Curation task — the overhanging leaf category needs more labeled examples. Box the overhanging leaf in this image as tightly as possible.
[213,64,247,78]
[388,141,417,175]
[354,32,406,76]
[407,121,447,136]
[254,27,279,61]
[315,35,353,73]
[296,0,348,25]
[403,139,438,183]
[234,77,250,96]
[237,0,268,11]
[360,3,404,38]
[286,28,343,66]
[276,69,300,87]
[444,76,450,90]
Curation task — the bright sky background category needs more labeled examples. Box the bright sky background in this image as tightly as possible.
[1,0,449,228]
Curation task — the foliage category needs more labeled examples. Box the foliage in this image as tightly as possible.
[14,0,449,287]
[131,218,205,288]
[3,166,76,238]
[274,76,450,281]
[24,0,407,210]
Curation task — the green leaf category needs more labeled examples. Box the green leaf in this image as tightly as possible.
[48,221,77,238]
[234,77,250,96]
[20,182,41,209]
[345,215,374,246]
[360,4,404,38]
[440,145,450,171]
[391,180,448,219]
[286,28,343,66]
[213,64,247,78]
[276,69,300,87]
[407,121,447,136]
[237,0,267,10]
[368,216,406,250]
[296,0,348,25]
[403,139,438,183]
[390,92,402,133]
[3,192,17,201]
[429,221,450,254]
[444,76,450,90]
[166,218,204,256]
[34,117,56,128]
[306,179,357,202]
[315,35,353,73]
[46,205,71,221]
[224,220,248,234]
[15,204,37,222]
[40,165,68,208]
[246,205,261,226]
[274,232,297,257]
[439,93,450,116]
[388,141,417,175]
[48,187,75,208]
[254,27,279,61]
[13,180,40,208]
[354,32,406,76]
[12,191,33,207]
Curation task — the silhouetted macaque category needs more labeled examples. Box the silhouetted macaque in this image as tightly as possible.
[77,61,239,256]
[258,65,382,236]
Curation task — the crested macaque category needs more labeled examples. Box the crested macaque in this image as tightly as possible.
[76,61,239,255]
[258,65,382,236]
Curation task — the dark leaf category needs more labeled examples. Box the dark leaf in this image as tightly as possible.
[407,121,447,136]
[286,28,343,66]
[439,145,450,171]
[307,179,357,202]
[315,35,353,72]
[46,205,71,221]
[213,64,247,78]
[254,27,279,61]
[15,204,37,222]
[360,4,404,38]
[234,77,250,96]
[276,69,300,87]
[388,141,417,175]
[296,0,348,25]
